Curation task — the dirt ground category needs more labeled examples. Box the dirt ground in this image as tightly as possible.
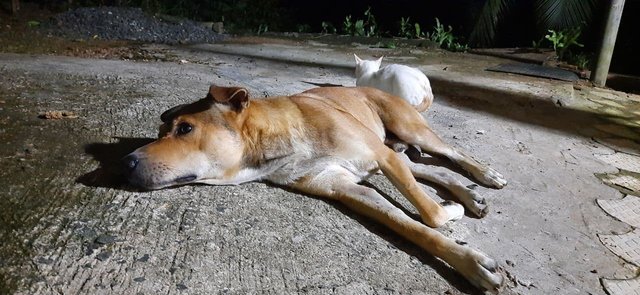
[1,40,638,295]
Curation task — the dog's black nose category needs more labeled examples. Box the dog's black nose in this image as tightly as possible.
[122,154,139,172]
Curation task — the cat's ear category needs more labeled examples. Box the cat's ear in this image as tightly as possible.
[354,54,362,64]
[376,56,384,65]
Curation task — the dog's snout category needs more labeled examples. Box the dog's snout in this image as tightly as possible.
[122,154,139,172]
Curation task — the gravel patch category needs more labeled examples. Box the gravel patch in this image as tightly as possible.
[44,7,224,44]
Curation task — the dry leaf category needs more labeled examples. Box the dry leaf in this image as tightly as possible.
[38,111,79,119]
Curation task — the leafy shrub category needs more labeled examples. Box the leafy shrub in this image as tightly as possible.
[429,18,469,52]
[342,7,378,37]
[545,27,584,60]
[398,17,425,39]
[321,21,337,34]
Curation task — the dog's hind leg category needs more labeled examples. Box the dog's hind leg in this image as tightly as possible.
[371,91,506,189]
[396,152,489,218]
[290,170,503,293]
[382,116,506,189]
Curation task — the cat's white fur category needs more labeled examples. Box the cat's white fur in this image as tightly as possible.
[354,54,433,112]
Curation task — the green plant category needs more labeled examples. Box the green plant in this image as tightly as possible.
[430,18,454,47]
[414,23,423,39]
[545,27,583,60]
[568,52,591,70]
[531,26,590,69]
[398,17,426,39]
[343,15,354,34]
[354,19,365,36]
[399,17,412,38]
[363,7,378,37]
[321,21,337,34]
[27,20,40,28]
[341,7,378,37]
[531,36,545,50]
[257,24,269,35]
[428,18,469,52]
[449,42,470,52]
[296,24,311,33]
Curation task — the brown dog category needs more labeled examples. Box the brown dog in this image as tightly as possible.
[123,85,506,292]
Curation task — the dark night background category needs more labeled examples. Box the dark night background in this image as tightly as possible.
[16,0,640,75]
[279,0,638,76]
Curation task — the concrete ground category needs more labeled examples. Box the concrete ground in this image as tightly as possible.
[1,37,639,295]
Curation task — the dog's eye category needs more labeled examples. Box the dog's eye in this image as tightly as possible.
[176,122,193,135]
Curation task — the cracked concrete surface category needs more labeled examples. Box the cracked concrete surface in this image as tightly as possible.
[0,43,637,295]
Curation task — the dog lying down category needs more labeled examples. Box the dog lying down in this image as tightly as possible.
[123,85,507,292]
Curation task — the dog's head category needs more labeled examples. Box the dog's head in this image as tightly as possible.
[122,85,250,190]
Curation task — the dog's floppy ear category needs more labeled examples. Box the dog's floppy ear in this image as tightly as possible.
[207,85,250,111]
[160,104,187,123]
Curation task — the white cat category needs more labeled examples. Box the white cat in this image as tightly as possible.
[354,54,434,112]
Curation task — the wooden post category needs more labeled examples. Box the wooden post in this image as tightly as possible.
[591,0,626,87]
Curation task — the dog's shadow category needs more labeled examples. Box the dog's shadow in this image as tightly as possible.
[76,137,155,190]
[340,203,482,294]
[276,182,482,294]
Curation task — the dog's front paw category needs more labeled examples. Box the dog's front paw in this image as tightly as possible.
[452,248,504,293]
[477,166,507,189]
